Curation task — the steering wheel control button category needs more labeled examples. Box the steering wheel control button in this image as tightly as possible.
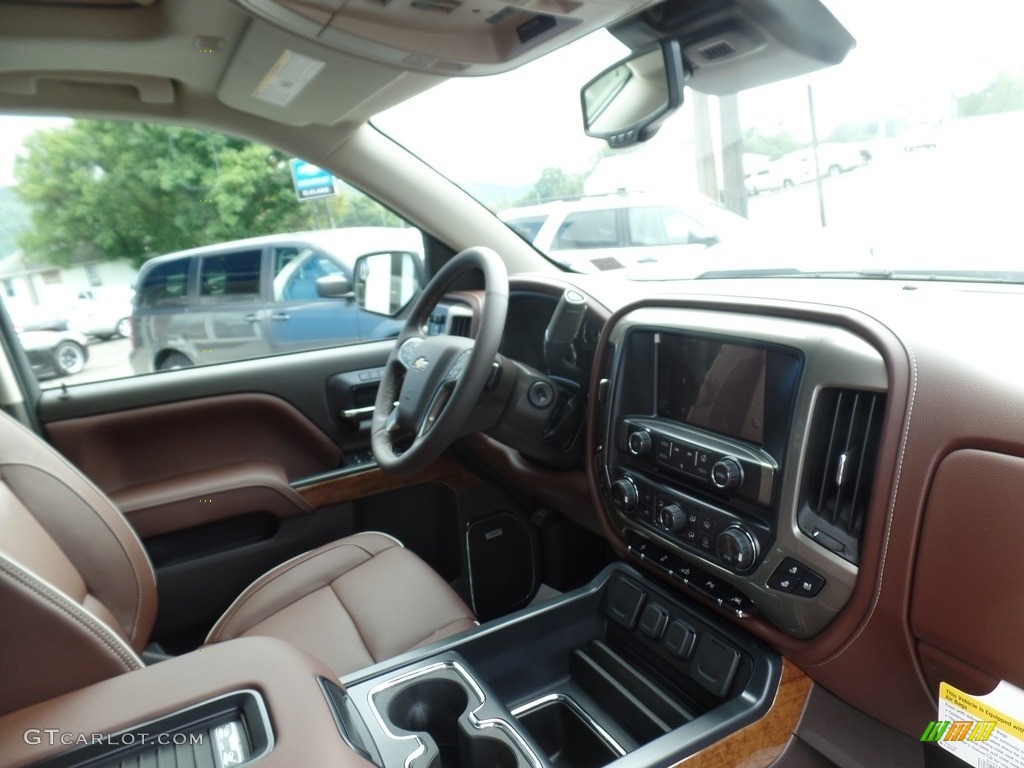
[397,337,423,367]
[628,430,652,456]
[528,380,554,408]
[605,577,646,629]
[639,603,669,640]
[664,620,696,659]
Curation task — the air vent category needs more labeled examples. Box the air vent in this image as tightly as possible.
[699,41,735,61]
[798,389,886,564]
[449,314,473,337]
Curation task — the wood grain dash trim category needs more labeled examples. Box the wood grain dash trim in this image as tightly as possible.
[674,659,811,768]
[297,458,483,509]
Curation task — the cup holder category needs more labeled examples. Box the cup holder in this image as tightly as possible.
[375,664,526,768]
[515,696,622,768]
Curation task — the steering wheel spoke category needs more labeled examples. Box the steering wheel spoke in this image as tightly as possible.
[371,247,508,475]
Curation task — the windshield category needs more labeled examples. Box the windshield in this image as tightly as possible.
[376,0,1024,282]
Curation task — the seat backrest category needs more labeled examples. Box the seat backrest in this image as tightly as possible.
[0,410,157,715]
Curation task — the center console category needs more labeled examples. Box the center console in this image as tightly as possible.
[3,565,786,768]
[594,306,889,639]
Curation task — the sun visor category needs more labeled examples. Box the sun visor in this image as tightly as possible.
[217,20,441,126]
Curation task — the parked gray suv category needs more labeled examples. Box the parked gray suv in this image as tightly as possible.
[129,227,423,372]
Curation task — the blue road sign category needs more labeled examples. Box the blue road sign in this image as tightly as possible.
[289,159,337,201]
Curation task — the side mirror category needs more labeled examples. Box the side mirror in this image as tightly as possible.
[315,274,353,298]
[353,251,423,316]
[581,39,686,149]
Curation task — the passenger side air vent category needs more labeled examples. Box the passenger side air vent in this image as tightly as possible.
[798,389,886,565]
[449,313,473,338]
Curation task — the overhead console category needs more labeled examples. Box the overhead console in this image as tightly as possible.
[594,306,888,638]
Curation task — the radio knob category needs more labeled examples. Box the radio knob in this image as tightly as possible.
[627,430,652,456]
[658,503,687,533]
[610,477,639,513]
[711,457,743,490]
[716,526,759,572]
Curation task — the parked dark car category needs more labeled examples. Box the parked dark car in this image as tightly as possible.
[129,228,423,372]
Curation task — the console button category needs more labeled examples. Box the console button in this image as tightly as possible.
[767,570,799,593]
[780,558,805,578]
[658,503,687,533]
[664,620,696,659]
[715,527,759,572]
[698,515,717,536]
[711,457,744,490]
[639,603,669,640]
[795,571,826,597]
[610,477,639,513]
[605,578,646,629]
[691,634,741,698]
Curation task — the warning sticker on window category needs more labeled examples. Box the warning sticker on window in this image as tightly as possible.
[928,682,1024,768]
[253,50,325,107]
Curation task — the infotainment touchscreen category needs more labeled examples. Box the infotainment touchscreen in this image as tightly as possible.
[656,334,797,447]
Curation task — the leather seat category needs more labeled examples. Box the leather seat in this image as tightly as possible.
[0,410,476,716]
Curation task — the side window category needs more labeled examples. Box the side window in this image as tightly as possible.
[138,259,190,308]
[272,248,347,301]
[628,206,707,246]
[198,250,262,300]
[552,209,619,250]
[2,116,423,388]
[505,216,547,242]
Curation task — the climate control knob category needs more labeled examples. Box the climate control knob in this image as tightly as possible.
[657,503,687,533]
[610,477,639,513]
[716,526,759,572]
[627,430,652,456]
[711,457,743,490]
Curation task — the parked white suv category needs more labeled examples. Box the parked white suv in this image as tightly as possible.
[498,193,750,275]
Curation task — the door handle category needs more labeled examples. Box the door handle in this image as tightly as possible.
[270,312,291,322]
[244,314,260,323]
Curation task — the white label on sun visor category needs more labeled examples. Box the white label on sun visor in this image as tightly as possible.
[253,50,325,107]
[931,682,1024,767]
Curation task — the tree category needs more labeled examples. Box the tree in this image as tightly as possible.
[517,166,586,205]
[957,71,1024,117]
[14,121,307,267]
[742,128,802,160]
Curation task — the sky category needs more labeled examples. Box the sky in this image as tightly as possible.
[0,116,69,186]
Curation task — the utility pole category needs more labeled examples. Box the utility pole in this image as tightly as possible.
[719,94,747,218]
[808,84,827,228]
[691,91,720,202]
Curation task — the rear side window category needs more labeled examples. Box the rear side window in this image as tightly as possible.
[272,247,347,301]
[138,259,190,308]
[552,209,619,250]
[199,250,262,299]
[505,216,547,242]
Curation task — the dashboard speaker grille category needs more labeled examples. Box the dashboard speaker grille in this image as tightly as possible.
[799,388,885,564]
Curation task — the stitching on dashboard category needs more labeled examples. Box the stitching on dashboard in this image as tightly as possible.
[0,556,142,672]
[805,342,918,667]
[0,457,147,645]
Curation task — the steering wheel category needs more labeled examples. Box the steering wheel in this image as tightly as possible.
[371,247,508,475]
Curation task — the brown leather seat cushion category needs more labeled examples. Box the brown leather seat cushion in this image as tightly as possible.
[206,531,476,676]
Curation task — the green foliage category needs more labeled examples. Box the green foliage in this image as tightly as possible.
[828,120,880,143]
[0,187,29,257]
[517,166,586,205]
[957,71,1024,117]
[327,192,405,228]
[14,121,307,267]
[742,128,803,160]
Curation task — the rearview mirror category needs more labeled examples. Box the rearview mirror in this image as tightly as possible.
[581,40,686,149]
[353,251,423,316]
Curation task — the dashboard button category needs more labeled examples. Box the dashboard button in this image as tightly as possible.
[780,558,805,578]
[628,430,652,456]
[767,570,799,593]
[795,571,826,597]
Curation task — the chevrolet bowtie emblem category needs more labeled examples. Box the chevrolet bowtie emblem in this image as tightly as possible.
[412,357,429,371]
